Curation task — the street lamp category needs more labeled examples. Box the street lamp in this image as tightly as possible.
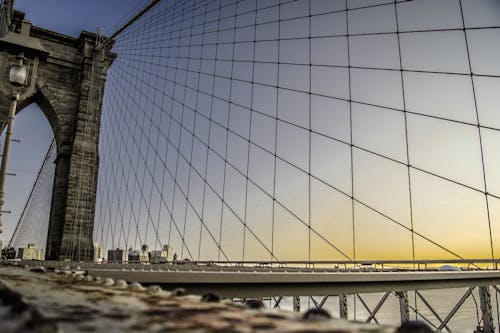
[0,20,48,251]
[0,58,26,222]
[9,61,27,86]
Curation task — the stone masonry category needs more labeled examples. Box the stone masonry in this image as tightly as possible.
[0,11,114,260]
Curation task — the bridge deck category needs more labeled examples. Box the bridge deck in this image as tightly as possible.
[85,266,500,297]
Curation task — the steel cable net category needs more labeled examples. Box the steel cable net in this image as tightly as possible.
[95,0,500,262]
[9,140,56,254]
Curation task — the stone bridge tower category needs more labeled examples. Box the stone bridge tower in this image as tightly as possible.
[0,11,114,260]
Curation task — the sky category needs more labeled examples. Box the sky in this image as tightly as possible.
[2,0,500,262]
[1,0,146,246]
[15,0,147,37]
[92,0,500,262]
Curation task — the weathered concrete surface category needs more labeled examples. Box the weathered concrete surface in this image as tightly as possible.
[0,11,114,260]
[0,264,394,333]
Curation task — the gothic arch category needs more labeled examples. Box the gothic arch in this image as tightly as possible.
[0,13,113,260]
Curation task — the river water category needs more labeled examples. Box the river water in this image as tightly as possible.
[270,288,498,332]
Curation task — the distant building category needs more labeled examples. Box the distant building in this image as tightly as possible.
[107,248,125,263]
[128,249,140,262]
[140,244,149,262]
[128,244,149,263]
[17,244,43,260]
[94,243,102,262]
[1,246,16,259]
[150,244,174,263]
[164,244,174,261]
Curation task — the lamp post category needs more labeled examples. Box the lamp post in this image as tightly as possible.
[0,19,48,251]
[0,57,27,233]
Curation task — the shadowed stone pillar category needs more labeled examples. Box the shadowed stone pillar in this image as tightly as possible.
[0,11,114,260]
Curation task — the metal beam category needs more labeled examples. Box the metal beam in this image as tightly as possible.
[130,258,500,267]
[272,296,283,309]
[415,290,451,332]
[28,259,500,269]
[319,295,329,308]
[357,294,380,324]
[438,287,473,330]
[339,294,348,319]
[479,286,495,333]
[395,291,409,324]
[366,291,391,324]
[293,296,300,312]
[363,292,390,324]
[310,296,319,308]
[83,268,500,297]
[406,302,440,331]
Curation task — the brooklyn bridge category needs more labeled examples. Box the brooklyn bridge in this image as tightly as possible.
[0,0,499,331]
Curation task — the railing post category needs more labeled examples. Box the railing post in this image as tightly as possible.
[293,296,301,312]
[479,286,495,333]
[339,294,348,319]
[396,291,409,324]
